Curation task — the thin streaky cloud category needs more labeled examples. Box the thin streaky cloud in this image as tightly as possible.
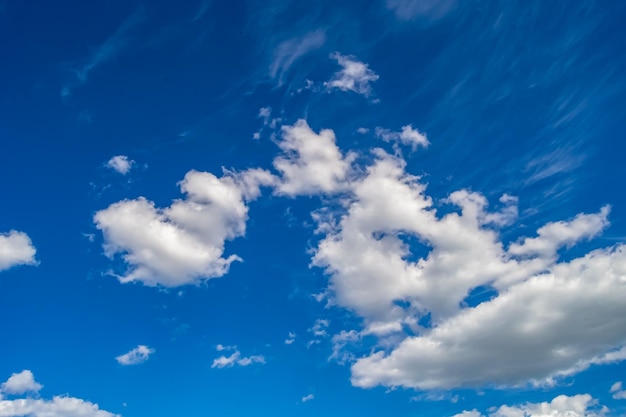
[62,8,145,99]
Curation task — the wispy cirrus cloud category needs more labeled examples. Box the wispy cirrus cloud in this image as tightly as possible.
[62,8,145,100]
[386,0,456,21]
[269,30,326,85]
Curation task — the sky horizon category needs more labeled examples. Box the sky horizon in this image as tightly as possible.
[2,1,626,416]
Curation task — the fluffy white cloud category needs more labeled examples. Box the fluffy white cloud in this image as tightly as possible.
[452,394,607,417]
[273,119,354,196]
[0,371,118,417]
[115,345,154,365]
[375,125,429,150]
[106,155,134,175]
[0,371,42,395]
[0,396,119,417]
[308,148,626,389]
[0,230,37,272]
[94,168,275,287]
[211,346,265,369]
[301,394,315,402]
[324,53,379,96]
[610,381,626,400]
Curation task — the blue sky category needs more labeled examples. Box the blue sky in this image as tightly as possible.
[1,0,626,416]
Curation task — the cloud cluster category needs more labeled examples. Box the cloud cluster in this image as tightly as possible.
[610,382,626,400]
[453,394,607,417]
[0,230,37,272]
[308,148,626,389]
[211,345,265,369]
[115,345,155,365]
[93,116,626,392]
[0,371,119,417]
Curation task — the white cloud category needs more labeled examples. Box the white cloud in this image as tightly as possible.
[94,168,275,287]
[0,230,37,272]
[115,345,155,365]
[269,30,325,84]
[0,371,118,417]
[301,394,315,402]
[306,148,626,389]
[386,0,456,21]
[452,394,607,417]
[508,206,610,258]
[610,381,626,400]
[285,332,296,345]
[211,347,265,369]
[0,370,42,395]
[106,155,134,175]
[324,53,379,96]
[309,319,329,337]
[273,119,354,196]
[375,125,429,150]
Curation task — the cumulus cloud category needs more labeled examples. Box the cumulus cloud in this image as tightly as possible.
[301,394,315,402]
[306,146,625,390]
[324,53,379,96]
[0,370,42,395]
[270,30,325,84]
[94,168,275,287]
[375,125,429,150]
[610,381,626,400]
[211,346,265,369]
[452,394,607,417]
[115,345,155,365]
[106,155,134,175]
[0,371,118,417]
[0,230,37,272]
[273,119,354,196]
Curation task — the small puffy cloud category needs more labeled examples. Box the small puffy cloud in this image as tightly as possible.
[106,155,134,175]
[0,371,118,417]
[375,125,429,150]
[270,30,325,84]
[0,231,37,272]
[386,0,456,21]
[301,394,315,402]
[115,345,155,365]
[211,347,265,369]
[273,119,354,196]
[1,370,42,395]
[309,319,329,337]
[452,394,607,417]
[325,53,379,96]
[94,168,275,287]
[285,332,296,345]
[610,381,626,400]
